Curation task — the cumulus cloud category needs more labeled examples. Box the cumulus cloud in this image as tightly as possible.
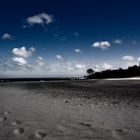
[74,48,81,53]
[13,57,27,66]
[25,13,53,27]
[92,41,110,50]
[12,47,35,58]
[102,63,113,70]
[75,64,85,69]
[36,57,45,66]
[122,55,134,61]
[2,33,13,40]
[92,42,100,47]
[56,55,63,60]
[113,39,122,44]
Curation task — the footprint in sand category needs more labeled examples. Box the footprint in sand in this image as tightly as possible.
[79,122,92,127]
[114,129,132,136]
[11,120,22,126]
[0,116,7,122]
[112,128,140,140]
[64,99,70,104]
[35,130,47,138]
[57,120,114,139]
[13,128,25,135]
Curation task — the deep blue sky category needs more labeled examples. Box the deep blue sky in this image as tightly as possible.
[0,0,140,77]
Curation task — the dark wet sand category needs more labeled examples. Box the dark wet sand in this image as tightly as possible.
[0,80,140,140]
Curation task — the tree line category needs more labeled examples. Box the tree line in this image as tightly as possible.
[86,65,140,79]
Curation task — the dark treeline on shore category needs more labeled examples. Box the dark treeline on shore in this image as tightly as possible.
[87,65,140,79]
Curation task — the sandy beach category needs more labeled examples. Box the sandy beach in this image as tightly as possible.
[0,80,140,140]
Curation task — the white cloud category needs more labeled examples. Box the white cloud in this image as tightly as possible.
[38,56,44,61]
[122,55,134,61]
[102,63,113,70]
[56,55,63,60]
[67,62,86,72]
[12,47,35,58]
[92,42,100,47]
[74,48,81,53]
[13,57,27,66]
[93,65,100,72]
[75,64,86,69]
[2,33,13,40]
[26,13,53,26]
[92,41,110,50]
[138,57,140,61]
[113,39,122,44]
[100,41,110,49]
[36,57,45,66]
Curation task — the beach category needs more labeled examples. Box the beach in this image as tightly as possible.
[0,80,140,140]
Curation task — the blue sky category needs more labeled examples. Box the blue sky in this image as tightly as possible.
[0,0,140,77]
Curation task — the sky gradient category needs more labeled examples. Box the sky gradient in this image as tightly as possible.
[0,0,140,77]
